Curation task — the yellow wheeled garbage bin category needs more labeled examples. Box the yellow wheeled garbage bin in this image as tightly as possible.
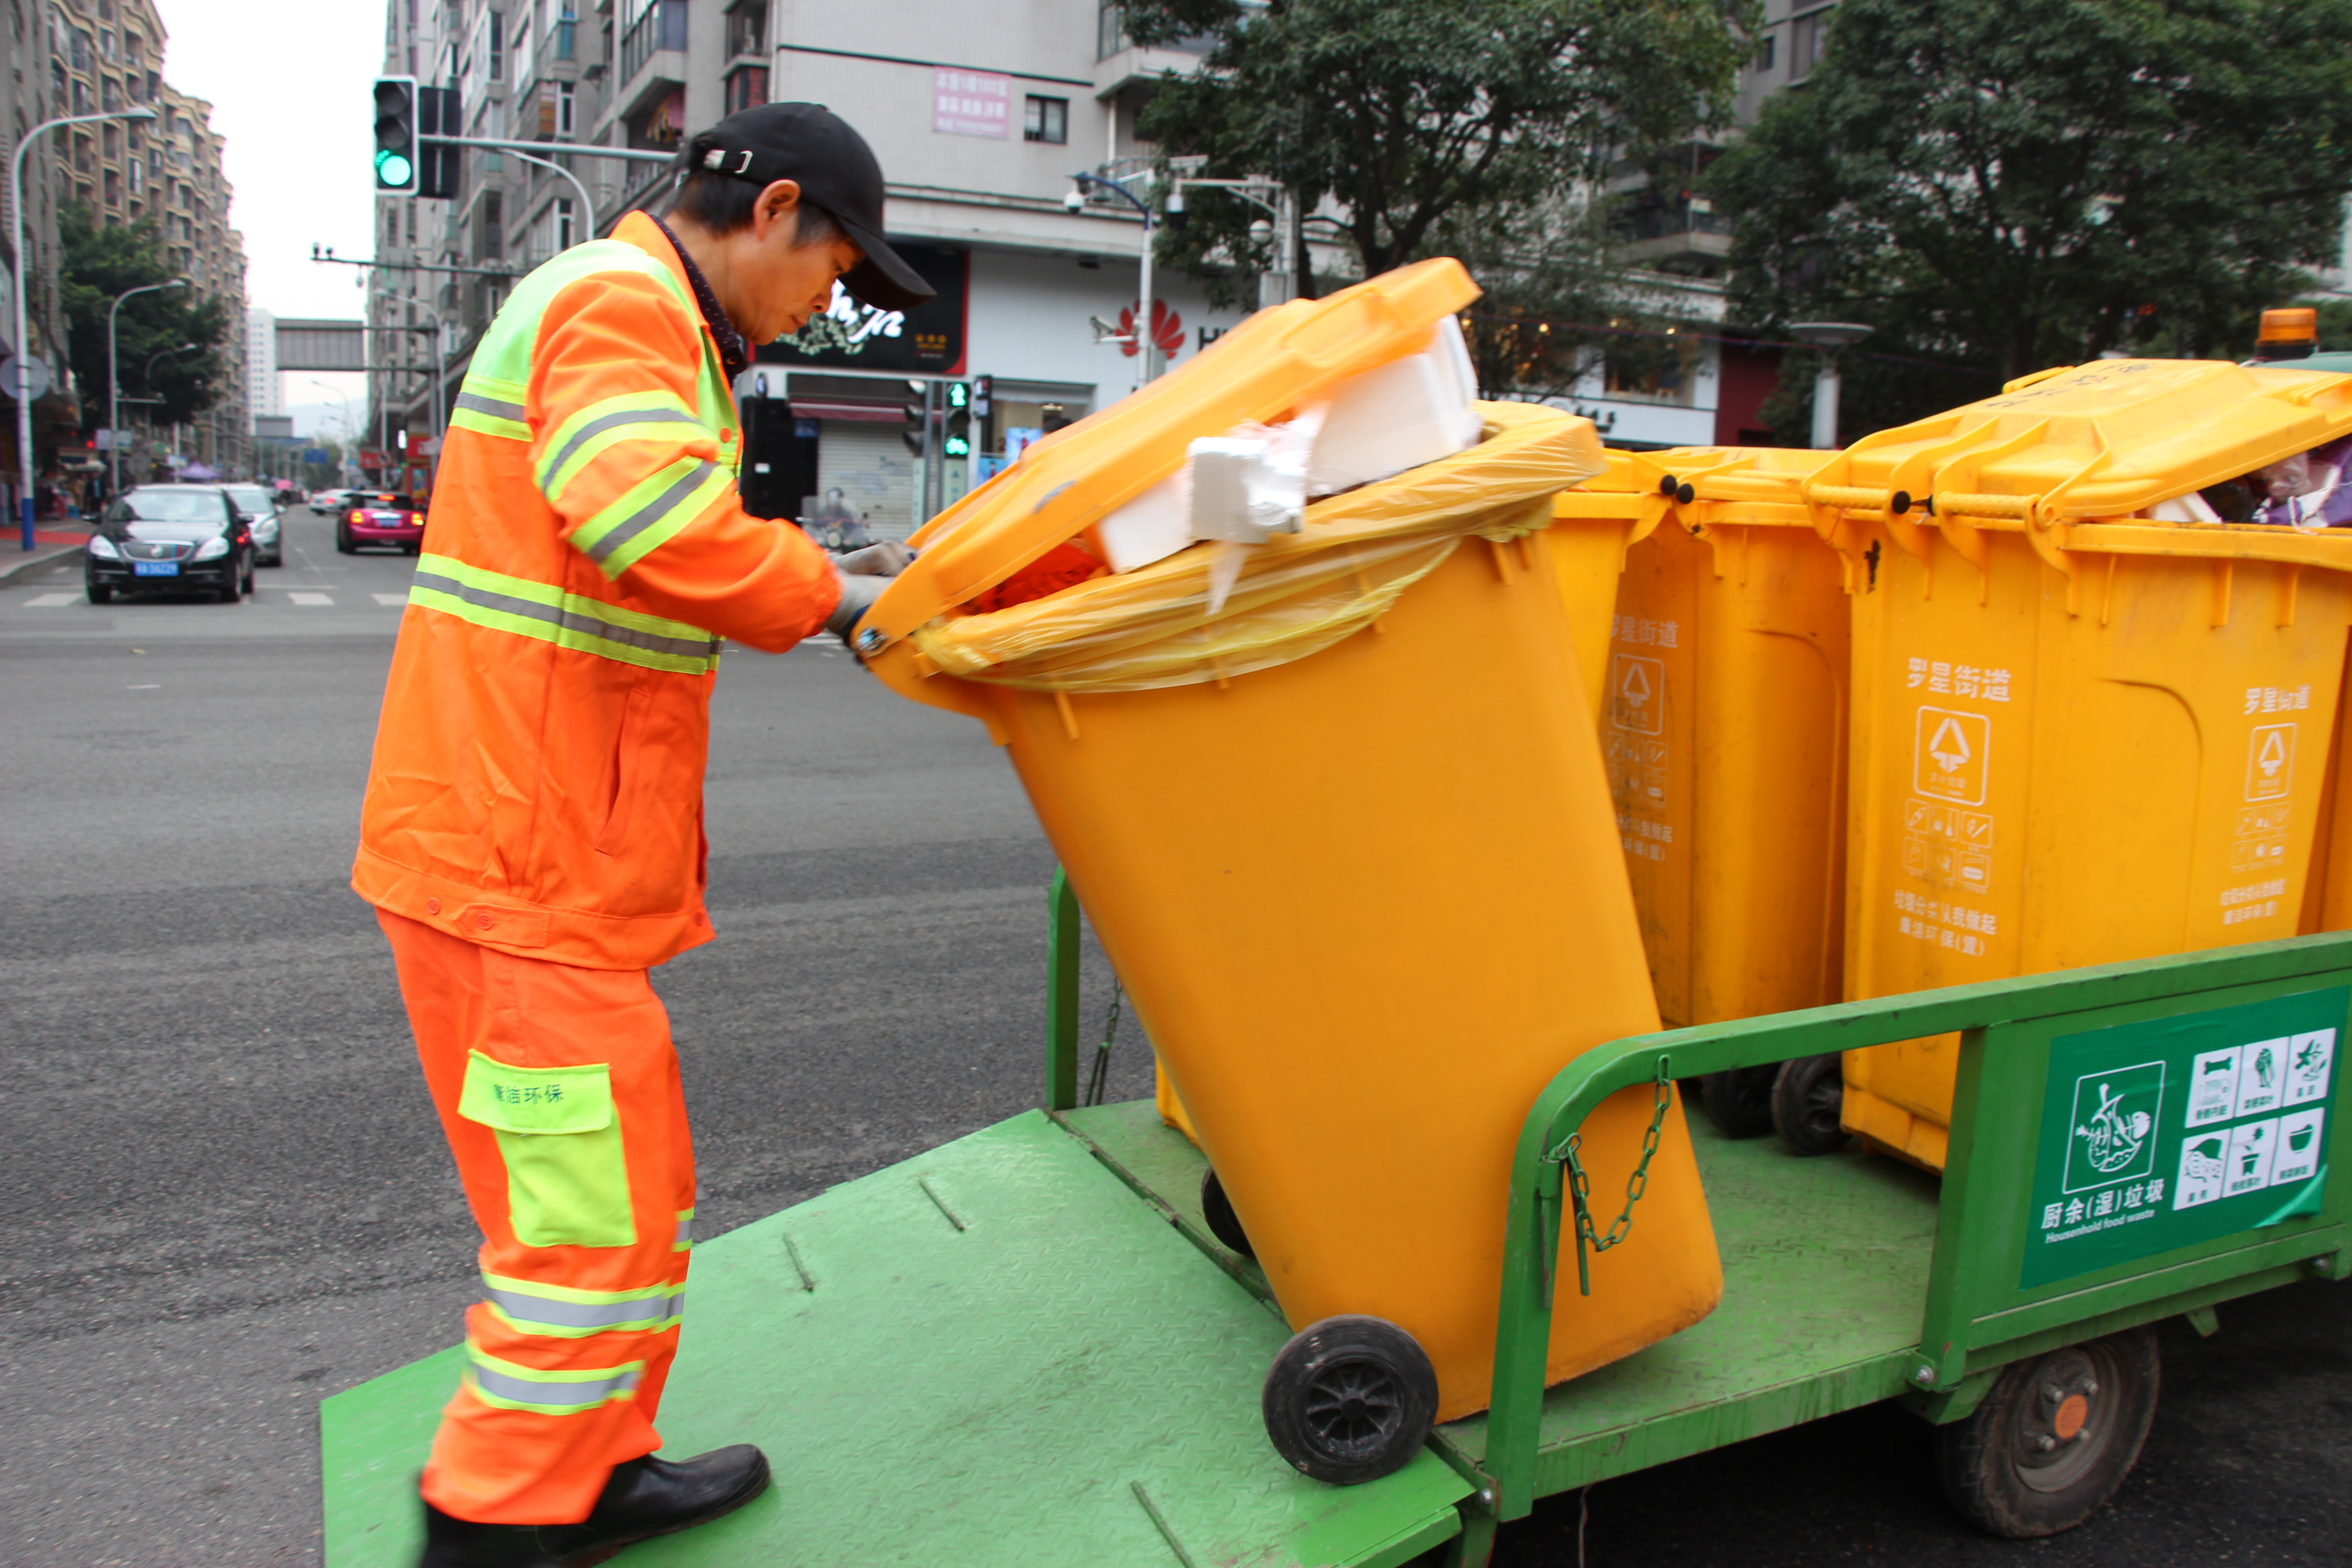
[1813,358,2352,1169]
[857,263,1723,1462]
[1573,447,1853,1136]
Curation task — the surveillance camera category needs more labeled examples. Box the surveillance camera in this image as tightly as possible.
[1064,186,1086,213]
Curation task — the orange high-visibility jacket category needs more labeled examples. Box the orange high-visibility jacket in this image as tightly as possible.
[354,212,839,970]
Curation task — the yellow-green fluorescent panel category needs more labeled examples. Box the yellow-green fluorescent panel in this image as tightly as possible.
[321,1110,1472,1567]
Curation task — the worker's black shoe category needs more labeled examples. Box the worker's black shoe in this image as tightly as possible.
[416,1504,567,1568]
[416,1446,769,1567]
[539,1446,772,1564]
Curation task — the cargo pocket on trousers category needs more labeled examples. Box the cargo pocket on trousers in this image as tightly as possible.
[458,1050,639,1249]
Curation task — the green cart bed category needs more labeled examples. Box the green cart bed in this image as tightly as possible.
[321,897,2352,1566]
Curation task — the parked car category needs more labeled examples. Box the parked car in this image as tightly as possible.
[224,482,284,566]
[84,484,253,603]
[337,491,426,554]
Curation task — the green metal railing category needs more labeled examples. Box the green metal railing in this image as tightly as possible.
[1037,872,2351,1524]
[1483,933,2352,1517]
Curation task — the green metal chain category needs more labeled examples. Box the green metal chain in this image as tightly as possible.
[1556,1055,1673,1298]
[1083,979,1124,1107]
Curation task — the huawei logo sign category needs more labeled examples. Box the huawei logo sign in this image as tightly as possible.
[1117,299,1185,360]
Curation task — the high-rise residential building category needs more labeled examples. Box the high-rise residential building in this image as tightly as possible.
[245,306,280,419]
[0,0,77,503]
[39,0,251,476]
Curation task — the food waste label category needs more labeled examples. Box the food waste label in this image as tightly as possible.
[2021,986,2342,1288]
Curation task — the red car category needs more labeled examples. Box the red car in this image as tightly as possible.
[337,492,427,554]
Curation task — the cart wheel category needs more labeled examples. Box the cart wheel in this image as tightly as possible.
[1200,1168,1255,1259]
[1773,1053,1850,1155]
[1698,1066,1779,1139]
[1935,1327,2160,1538]
[1262,1315,1437,1485]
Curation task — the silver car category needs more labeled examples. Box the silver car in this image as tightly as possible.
[223,483,283,567]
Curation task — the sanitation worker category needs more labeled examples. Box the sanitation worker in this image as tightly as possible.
[351,103,933,1568]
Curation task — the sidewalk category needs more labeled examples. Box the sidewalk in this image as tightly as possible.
[0,526,92,587]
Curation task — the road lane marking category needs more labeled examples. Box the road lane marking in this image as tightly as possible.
[24,592,78,607]
[288,592,334,606]
[372,593,407,606]
[127,683,159,689]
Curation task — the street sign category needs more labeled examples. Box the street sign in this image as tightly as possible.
[302,448,331,464]
[0,354,52,400]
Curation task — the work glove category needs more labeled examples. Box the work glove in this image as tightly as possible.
[824,569,886,641]
[836,540,914,577]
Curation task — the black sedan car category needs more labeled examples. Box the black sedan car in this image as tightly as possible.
[84,484,254,603]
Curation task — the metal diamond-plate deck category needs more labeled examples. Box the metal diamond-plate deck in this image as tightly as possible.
[1068,1099,1943,1504]
[320,1110,1472,1567]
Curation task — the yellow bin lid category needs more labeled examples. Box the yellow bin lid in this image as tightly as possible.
[859,259,1482,652]
[1807,358,2352,523]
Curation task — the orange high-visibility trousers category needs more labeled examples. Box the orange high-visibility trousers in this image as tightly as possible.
[380,910,697,1524]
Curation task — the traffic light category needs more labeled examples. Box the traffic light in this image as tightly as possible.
[942,381,971,459]
[970,374,993,419]
[374,76,418,193]
[416,86,461,201]
[901,378,928,458]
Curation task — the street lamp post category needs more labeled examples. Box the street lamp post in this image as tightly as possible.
[108,277,184,498]
[12,105,157,549]
[1066,169,1161,384]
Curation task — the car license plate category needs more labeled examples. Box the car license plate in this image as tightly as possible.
[134,560,178,576]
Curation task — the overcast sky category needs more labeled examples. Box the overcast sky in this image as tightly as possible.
[158,0,383,432]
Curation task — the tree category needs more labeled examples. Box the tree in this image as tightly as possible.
[57,204,230,429]
[1122,0,1757,312]
[1710,0,2352,437]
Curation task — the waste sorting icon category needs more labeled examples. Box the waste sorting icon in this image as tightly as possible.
[2064,1061,2165,1192]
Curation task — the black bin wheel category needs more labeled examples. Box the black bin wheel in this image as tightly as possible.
[1262,1315,1437,1485]
[1698,1065,1779,1139]
[1935,1326,2160,1538]
[1200,1167,1254,1259]
[1773,1052,1850,1155]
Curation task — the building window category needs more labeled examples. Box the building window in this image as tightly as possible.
[1024,95,1068,145]
[124,29,138,66]
[102,122,117,158]
[554,196,574,249]
[724,64,766,116]
[476,190,503,260]
[557,79,575,135]
[555,3,575,61]
[1754,34,1775,71]
[487,10,503,82]
[1789,8,1830,82]
[103,167,117,205]
[70,78,88,113]
[726,0,765,59]
[100,74,116,110]
[68,24,86,69]
[127,157,140,193]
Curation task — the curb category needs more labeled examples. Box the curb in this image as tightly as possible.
[0,542,83,588]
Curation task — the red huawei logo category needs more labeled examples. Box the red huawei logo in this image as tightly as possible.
[1117,299,1185,360]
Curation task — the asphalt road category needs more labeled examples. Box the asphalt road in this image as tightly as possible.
[0,506,2344,1566]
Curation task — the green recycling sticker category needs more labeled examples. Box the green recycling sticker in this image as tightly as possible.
[2022,986,2343,1289]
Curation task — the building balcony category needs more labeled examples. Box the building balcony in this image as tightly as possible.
[614,0,689,122]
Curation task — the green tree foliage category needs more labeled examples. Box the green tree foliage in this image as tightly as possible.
[1710,0,2352,438]
[57,204,230,428]
[1121,0,1757,345]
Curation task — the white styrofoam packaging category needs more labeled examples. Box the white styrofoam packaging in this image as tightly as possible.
[1307,314,1482,498]
[1091,313,1482,575]
[1094,468,1191,574]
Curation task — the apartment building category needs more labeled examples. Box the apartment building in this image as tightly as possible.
[373,0,1261,530]
[0,0,74,492]
[40,0,251,475]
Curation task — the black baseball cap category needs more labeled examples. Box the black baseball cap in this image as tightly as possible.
[685,103,935,314]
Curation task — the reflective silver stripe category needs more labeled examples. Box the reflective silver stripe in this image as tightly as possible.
[411,566,722,663]
[471,1362,640,1409]
[582,460,722,566]
[543,407,704,487]
[456,390,527,422]
[485,1284,684,1330]
[673,1213,693,1246]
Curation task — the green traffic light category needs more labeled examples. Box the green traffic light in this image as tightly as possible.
[943,436,972,457]
[376,149,414,187]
